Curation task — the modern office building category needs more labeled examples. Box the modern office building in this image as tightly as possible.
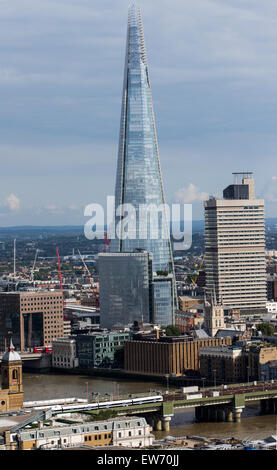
[267,274,277,301]
[102,5,176,327]
[75,331,130,369]
[0,291,64,351]
[99,250,154,328]
[204,173,267,314]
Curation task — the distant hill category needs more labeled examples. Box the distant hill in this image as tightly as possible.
[0,218,276,239]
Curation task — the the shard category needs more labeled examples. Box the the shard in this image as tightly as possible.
[112,5,174,272]
[105,5,176,326]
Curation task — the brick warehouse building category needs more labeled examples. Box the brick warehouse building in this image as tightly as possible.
[0,291,64,351]
[199,344,277,384]
[124,336,232,377]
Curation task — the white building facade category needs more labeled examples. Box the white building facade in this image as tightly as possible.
[52,337,79,369]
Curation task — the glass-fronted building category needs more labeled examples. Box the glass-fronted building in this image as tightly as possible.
[99,251,153,329]
[76,331,130,368]
[105,5,176,326]
[153,276,175,327]
[111,5,174,272]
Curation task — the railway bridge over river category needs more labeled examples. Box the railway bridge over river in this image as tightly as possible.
[82,381,277,431]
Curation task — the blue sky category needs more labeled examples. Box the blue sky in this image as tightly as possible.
[0,0,277,225]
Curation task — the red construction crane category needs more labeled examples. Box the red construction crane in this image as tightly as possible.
[103,232,111,252]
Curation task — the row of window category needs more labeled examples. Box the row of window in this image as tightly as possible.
[84,434,111,441]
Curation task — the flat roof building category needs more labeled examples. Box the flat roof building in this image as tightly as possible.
[0,291,64,351]
[99,251,154,329]
[204,173,267,314]
[124,335,232,377]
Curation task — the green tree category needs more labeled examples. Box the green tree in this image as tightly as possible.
[257,322,275,337]
[166,325,182,336]
[156,270,168,276]
[113,346,124,368]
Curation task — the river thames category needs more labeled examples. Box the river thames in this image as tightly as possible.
[23,372,277,442]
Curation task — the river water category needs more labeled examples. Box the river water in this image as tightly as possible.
[22,372,277,442]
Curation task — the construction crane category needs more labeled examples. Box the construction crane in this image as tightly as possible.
[78,249,99,311]
[77,249,94,288]
[30,249,39,282]
[103,232,111,252]
[191,254,205,286]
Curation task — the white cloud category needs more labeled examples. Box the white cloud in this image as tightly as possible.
[4,193,20,211]
[175,184,209,204]
[261,177,277,203]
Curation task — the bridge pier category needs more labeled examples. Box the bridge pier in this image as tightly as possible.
[225,409,233,422]
[233,407,243,423]
[153,417,162,431]
[162,416,171,432]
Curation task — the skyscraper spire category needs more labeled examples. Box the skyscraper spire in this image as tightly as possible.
[101,6,176,327]
[112,4,173,274]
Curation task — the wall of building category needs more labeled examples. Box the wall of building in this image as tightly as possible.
[124,337,232,376]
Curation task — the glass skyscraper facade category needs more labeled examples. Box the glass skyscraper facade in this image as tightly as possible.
[112,5,173,270]
[104,5,176,326]
[99,251,154,329]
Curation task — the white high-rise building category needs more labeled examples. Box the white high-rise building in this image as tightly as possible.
[204,173,267,315]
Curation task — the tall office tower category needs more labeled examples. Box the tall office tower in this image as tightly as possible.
[105,5,176,325]
[99,250,154,329]
[204,173,267,315]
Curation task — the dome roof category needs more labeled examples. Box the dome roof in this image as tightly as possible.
[2,338,21,362]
